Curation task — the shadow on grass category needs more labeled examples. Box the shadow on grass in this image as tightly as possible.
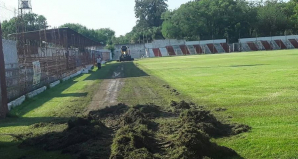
[0,117,70,128]
[228,64,269,67]
[1,62,121,127]
[84,62,149,80]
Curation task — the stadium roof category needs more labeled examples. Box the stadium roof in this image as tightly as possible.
[9,27,102,47]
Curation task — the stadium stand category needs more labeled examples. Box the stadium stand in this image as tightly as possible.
[187,45,197,55]
[207,44,218,53]
[180,45,190,55]
[173,45,183,55]
[203,45,212,54]
[247,42,258,51]
[159,48,168,56]
[214,43,225,53]
[275,40,287,49]
[261,41,272,50]
[255,41,265,50]
[289,39,298,48]
[193,45,203,54]
[269,41,280,50]
[153,48,162,57]
[241,43,252,52]
[166,46,176,56]
[221,43,229,53]
[148,49,155,57]
[282,40,295,49]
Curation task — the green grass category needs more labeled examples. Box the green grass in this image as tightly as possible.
[135,50,298,159]
[0,62,120,159]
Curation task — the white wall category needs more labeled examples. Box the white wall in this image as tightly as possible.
[239,35,298,43]
[186,39,226,45]
[3,40,18,68]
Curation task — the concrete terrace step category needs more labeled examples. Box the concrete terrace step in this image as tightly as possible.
[282,40,295,49]
[255,41,265,50]
[214,43,225,53]
[187,45,197,55]
[202,45,211,54]
[241,43,252,52]
[269,41,280,50]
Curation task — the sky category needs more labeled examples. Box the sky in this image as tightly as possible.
[1,0,191,36]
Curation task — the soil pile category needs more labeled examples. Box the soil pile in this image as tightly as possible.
[20,101,249,159]
[20,117,112,159]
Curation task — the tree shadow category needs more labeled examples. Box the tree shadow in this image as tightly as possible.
[228,64,269,67]
[84,62,149,80]
[2,62,121,127]
[0,117,70,128]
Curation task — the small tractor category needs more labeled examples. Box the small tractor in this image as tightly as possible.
[119,46,134,62]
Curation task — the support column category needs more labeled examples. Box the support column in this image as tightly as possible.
[0,23,8,118]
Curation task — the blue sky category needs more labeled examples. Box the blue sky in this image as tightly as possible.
[2,0,190,36]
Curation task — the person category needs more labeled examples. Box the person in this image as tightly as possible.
[97,56,102,69]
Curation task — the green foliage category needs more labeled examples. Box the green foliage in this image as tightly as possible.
[161,0,296,42]
[135,0,168,28]
[1,13,47,38]
[60,23,115,45]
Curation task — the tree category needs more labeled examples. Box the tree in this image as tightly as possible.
[135,0,168,28]
[1,13,48,38]
[60,23,115,45]
[256,0,290,36]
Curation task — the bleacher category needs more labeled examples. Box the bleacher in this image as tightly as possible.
[255,41,265,50]
[172,45,183,55]
[269,41,280,50]
[203,45,212,54]
[187,45,196,55]
[214,43,225,53]
[241,43,251,52]
[282,40,294,49]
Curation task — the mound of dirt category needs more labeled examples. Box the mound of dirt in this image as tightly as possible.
[110,125,158,159]
[215,107,227,112]
[19,102,249,159]
[89,103,129,119]
[163,85,180,96]
[119,108,148,126]
[171,100,194,109]
[180,109,251,137]
[170,124,238,159]
[134,104,162,118]
[20,117,112,159]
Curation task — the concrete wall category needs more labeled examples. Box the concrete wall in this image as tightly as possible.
[239,35,298,43]
[2,39,20,101]
[186,39,226,45]
[114,44,146,60]
[3,40,18,68]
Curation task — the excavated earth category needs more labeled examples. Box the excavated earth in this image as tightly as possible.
[19,63,250,159]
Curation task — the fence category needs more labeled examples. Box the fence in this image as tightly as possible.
[1,27,100,118]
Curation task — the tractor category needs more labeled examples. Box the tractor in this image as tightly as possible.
[119,46,134,62]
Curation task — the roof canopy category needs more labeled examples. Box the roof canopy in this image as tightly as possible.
[9,27,102,48]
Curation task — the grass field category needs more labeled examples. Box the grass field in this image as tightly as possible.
[1,50,297,159]
[135,50,298,159]
[0,63,119,159]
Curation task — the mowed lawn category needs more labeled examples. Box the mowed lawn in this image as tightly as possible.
[136,50,298,159]
[0,63,119,159]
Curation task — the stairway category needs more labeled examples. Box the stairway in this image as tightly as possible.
[282,40,294,49]
[241,43,252,52]
[269,41,280,50]
[187,45,196,55]
[214,43,225,53]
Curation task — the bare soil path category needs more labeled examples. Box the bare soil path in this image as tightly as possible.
[85,64,124,113]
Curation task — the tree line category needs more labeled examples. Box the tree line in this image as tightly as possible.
[2,0,298,46]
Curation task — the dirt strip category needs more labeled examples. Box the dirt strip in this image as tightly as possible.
[85,64,124,113]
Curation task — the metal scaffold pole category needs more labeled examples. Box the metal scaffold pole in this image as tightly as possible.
[0,23,8,118]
